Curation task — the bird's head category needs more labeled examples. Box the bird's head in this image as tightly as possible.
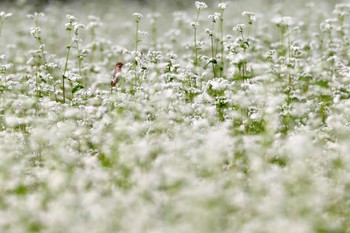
[115,62,124,69]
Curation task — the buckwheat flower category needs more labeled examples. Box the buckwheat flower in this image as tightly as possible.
[242,11,254,17]
[26,14,34,19]
[74,23,85,34]
[333,3,350,17]
[208,13,220,23]
[281,16,294,26]
[208,78,228,91]
[138,30,148,36]
[1,63,12,71]
[191,21,199,29]
[233,24,246,33]
[72,37,82,43]
[195,1,208,9]
[30,26,41,37]
[273,16,295,27]
[66,14,77,23]
[34,12,45,17]
[0,12,12,19]
[322,19,339,34]
[88,15,100,21]
[86,16,103,31]
[291,45,303,57]
[250,15,256,21]
[45,63,60,69]
[265,50,276,59]
[167,52,177,59]
[218,2,227,9]
[133,12,143,22]
[196,40,206,48]
[86,21,101,30]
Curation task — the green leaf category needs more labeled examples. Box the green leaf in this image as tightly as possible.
[63,75,72,82]
[72,84,84,94]
[39,75,47,83]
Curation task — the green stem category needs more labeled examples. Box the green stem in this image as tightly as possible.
[287,26,291,62]
[151,20,157,48]
[211,35,215,77]
[193,9,201,67]
[2,71,6,87]
[219,9,224,77]
[76,40,82,77]
[210,21,216,78]
[0,21,3,38]
[287,26,292,104]
[90,28,96,60]
[39,39,47,64]
[34,20,46,64]
[62,29,72,103]
[194,28,198,66]
[241,31,247,80]
[135,21,139,53]
[35,63,40,115]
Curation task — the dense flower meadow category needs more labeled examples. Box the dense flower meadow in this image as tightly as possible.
[0,0,350,232]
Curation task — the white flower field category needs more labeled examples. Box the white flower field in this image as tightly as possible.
[0,0,349,232]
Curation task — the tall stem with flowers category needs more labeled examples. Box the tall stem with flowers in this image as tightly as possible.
[218,3,227,78]
[192,1,207,68]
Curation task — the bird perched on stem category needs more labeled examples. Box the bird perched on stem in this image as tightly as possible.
[111,62,124,91]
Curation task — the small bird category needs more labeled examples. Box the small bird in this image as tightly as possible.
[111,62,124,90]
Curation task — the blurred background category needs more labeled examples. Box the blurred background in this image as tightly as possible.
[1,0,345,10]
[0,0,345,58]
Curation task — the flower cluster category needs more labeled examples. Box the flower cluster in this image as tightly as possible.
[133,12,143,22]
[195,1,208,10]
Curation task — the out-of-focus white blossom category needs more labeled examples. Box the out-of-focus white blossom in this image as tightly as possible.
[195,1,208,10]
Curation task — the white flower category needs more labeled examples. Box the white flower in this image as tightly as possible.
[34,12,45,17]
[272,16,295,26]
[208,13,220,23]
[86,21,102,30]
[27,14,34,19]
[138,30,148,36]
[1,11,12,19]
[191,21,199,29]
[30,27,41,37]
[242,11,256,23]
[5,13,12,19]
[88,15,100,21]
[218,2,227,9]
[320,18,336,31]
[133,12,143,21]
[74,23,85,33]
[195,1,208,10]
[72,37,83,43]
[233,24,246,32]
[242,11,254,17]
[281,16,294,26]
[66,14,77,23]
[333,3,350,17]
[167,52,177,59]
